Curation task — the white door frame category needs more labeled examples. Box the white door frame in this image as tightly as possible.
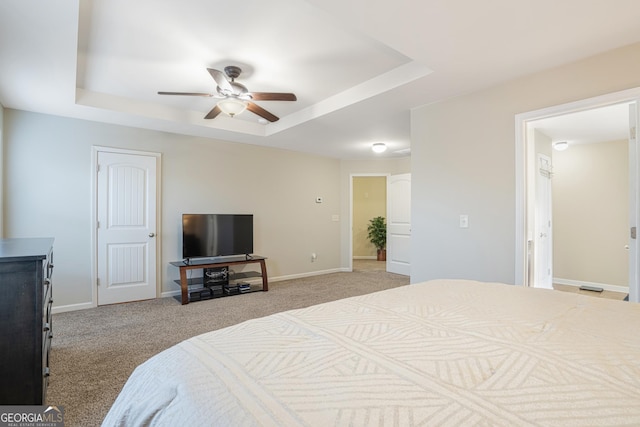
[515,88,640,302]
[90,146,162,307]
[349,173,389,272]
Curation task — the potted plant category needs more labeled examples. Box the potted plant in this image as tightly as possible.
[367,216,387,261]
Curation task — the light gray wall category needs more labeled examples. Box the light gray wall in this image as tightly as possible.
[3,109,343,310]
[411,42,640,285]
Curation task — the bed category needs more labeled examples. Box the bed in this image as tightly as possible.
[102,279,640,426]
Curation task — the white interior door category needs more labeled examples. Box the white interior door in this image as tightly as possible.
[387,173,411,276]
[534,154,553,289]
[97,150,158,305]
[629,102,639,302]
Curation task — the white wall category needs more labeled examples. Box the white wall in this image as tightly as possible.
[3,109,343,309]
[411,42,640,285]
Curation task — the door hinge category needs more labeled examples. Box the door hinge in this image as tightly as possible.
[631,127,637,140]
[97,221,100,229]
[97,278,100,287]
[632,227,637,239]
[97,164,101,173]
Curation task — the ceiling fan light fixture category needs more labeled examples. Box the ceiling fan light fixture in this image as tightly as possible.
[372,143,387,153]
[217,98,247,117]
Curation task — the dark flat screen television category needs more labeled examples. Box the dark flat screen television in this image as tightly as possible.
[182,214,253,260]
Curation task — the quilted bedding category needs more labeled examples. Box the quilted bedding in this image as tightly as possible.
[102,279,640,426]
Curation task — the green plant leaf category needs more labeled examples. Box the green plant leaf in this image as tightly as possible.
[367,216,386,250]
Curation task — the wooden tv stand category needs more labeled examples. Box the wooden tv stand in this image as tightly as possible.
[170,256,268,305]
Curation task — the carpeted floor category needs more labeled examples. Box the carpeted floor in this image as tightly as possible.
[48,263,405,426]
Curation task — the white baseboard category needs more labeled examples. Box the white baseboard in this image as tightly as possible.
[270,268,348,281]
[553,277,629,294]
[161,289,182,298]
[52,301,95,314]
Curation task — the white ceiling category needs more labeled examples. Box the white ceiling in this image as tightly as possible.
[2,0,640,159]
[530,103,631,147]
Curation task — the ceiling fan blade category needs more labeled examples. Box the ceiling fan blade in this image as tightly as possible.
[158,91,214,97]
[250,92,297,101]
[207,68,233,93]
[246,102,279,122]
[204,105,222,120]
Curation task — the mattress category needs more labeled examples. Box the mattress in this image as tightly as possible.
[102,279,640,426]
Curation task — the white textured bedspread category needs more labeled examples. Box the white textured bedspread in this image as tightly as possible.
[102,280,640,426]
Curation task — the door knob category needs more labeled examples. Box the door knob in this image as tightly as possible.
[149,233,155,238]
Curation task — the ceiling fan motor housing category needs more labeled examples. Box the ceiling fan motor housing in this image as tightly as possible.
[224,65,242,80]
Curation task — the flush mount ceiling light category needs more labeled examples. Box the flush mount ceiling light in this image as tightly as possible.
[372,143,387,153]
[553,141,569,151]
[217,98,248,117]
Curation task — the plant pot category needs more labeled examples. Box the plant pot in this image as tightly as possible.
[377,249,386,261]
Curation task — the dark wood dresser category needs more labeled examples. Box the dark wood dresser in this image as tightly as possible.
[0,238,54,405]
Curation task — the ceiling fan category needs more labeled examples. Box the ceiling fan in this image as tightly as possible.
[158,66,296,122]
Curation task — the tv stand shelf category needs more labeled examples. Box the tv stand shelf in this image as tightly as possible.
[170,256,268,305]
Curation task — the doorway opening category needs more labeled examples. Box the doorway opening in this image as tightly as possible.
[350,175,388,272]
[515,88,640,302]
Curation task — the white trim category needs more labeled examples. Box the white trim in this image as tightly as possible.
[554,278,629,295]
[244,268,349,281]
[515,87,640,287]
[90,146,162,308]
[52,302,95,314]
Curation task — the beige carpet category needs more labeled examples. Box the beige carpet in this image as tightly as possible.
[48,264,406,427]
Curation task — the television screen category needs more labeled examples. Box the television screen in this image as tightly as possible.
[182,214,253,259]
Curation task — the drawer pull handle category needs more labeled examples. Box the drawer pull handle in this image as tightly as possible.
[43,323,50,332]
